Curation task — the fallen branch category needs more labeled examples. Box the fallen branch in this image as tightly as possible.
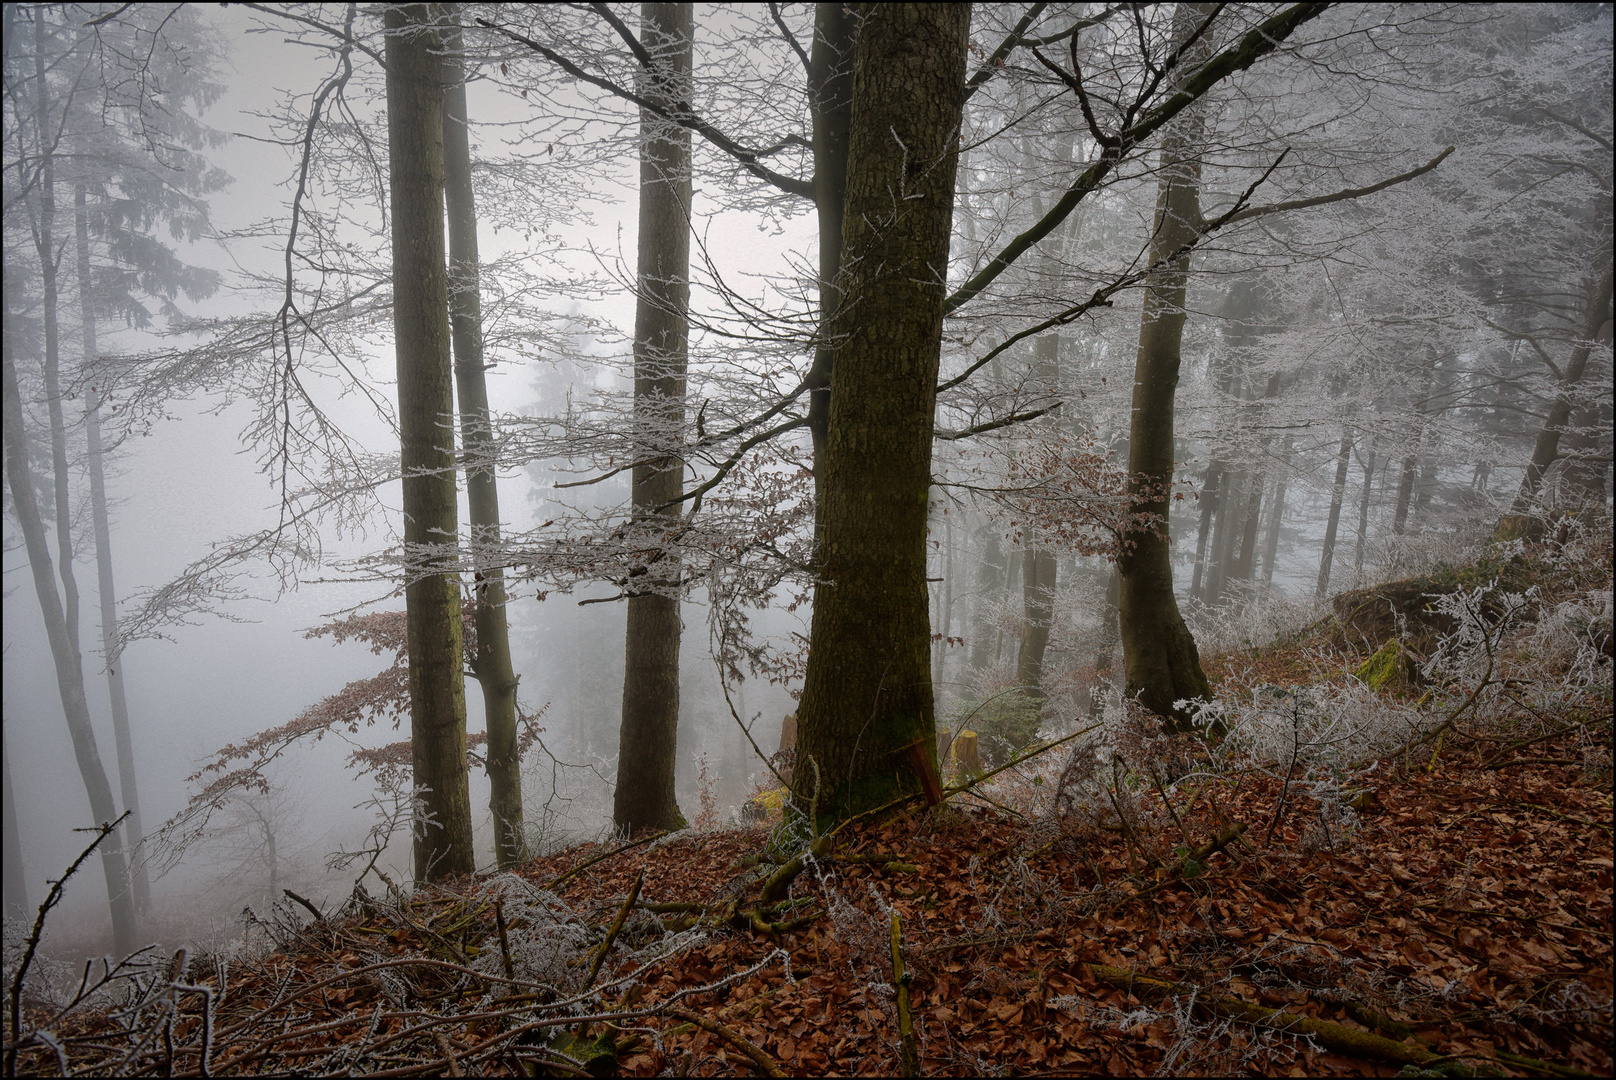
[1087,964,1591,1076]
[546,831,669,893]
[663,1005,786,1078]
[891,909,918,1077]
[585,870,643,990]
[1089,963,1442,1067]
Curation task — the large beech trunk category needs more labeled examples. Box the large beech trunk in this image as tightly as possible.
[614,2,693,836]
[1116,3,1214,730]
[441,12,525,866]
[386,4,475,883]
[794,2,970,821]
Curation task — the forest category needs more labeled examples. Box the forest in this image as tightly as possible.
[2,2,1612,1076]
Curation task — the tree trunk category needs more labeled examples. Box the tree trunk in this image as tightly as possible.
[1117,2,1215,730]
[968,520,1005,671]
[3,729,27,921]
[385,3,475,883]
[3,323,136,958]
[1232,478,1263,586]
[1016,548,1057,697]
[614,2,693,836]
[1204,467,1246,605]
[1393,345,1436,535]
[794,2,969,821]
[804,2,858,531]
[75,184,153,916]
[1315,411,1355,601]
[1189,462,1222,599]
[1352,438,1377,582]
[1260,466,1286,585]
[441,12,525,868]
[1511,264,1614,513]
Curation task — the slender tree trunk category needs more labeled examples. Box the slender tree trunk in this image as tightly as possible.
[1393,346,1435,535]
[1316,411,1355,602]
[1260,465,1286,585]
[3,323,136,957]
[386,3,474,883]
[1089,565,1120,717]
[968,521,1004,671]
[1189,462,1222,598]
[1352,438,1377,581]
[1117,3,1215,730]
[75,184,153,915]
[440,12,525,868]
[1233,478,1263,585]
[794,2,969,821]
[3,729,27,921]
[614,2,693,836]
[1016,547,1057,697]
[1204,467,1245,605]
[1511,265,1614,513]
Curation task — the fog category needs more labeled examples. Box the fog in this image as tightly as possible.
[4,3,1610,964]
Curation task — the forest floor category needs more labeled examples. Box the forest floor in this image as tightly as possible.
[9,544,1613,1077]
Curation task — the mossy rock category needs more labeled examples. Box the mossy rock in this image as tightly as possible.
[1493,514,1545,543]
[1354,639,1420,694]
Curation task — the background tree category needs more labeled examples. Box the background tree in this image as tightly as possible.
[385,2,475,883]
[441,7,525,868]
[614,1,694,836]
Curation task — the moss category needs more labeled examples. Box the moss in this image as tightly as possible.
[1355,639,1418,694]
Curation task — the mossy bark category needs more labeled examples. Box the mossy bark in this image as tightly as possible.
[386,3,475,882]
[614,2,692,836]
[441,11,525,867]
[793,2,970,822]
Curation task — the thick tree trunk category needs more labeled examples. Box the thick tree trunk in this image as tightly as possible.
[3,730,27,920]
[386,4,475,883]
[1117,3,1215,730]
[1511,265,1614,513]
[75,184,152,915]
[804,2,858,530]
[3,325,136,958]
[614,2,693,836]
[1204,467,1246,605]
[1315,412,1355,602]
[794,2,969,821]
[441,13,525,868]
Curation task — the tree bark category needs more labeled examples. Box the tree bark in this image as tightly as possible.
[3,322,136,958]
[386,3,475,883]
[1315,410,1355,601]
[804,2,858,533]
[1259,465,1286,585]
[1511,264,1614,513]
[440,11,525,868]
[1352,438,1377,582]
[75,183,152,915]
[1116,2,1215,730]
[614,1,693,836]
[794,2,969,821]
[3,729,27,921]
[1189,462,1221,599]
[1016,547,1057,697]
